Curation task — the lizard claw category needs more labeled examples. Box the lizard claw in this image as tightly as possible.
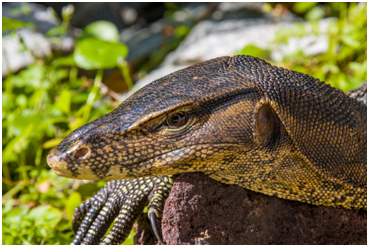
[71,176,175,244]
[147,175,176,244]
[72,179,152,245]
[148,208,164,245]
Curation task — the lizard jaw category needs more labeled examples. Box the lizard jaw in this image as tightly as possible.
[47,153,75,178]
[47,147,88,179]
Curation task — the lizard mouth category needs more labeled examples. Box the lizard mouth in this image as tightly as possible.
[103,143,244,180]
[47,152,75,178]
[48,142,243,180]
[53,168,72,177]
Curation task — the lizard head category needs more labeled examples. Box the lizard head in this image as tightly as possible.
[47,55,293,180]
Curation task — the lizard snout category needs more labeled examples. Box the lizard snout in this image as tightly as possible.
[47,143,91,179]
[47,148,74,178]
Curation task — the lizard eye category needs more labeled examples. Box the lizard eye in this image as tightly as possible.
[167,112,187,128]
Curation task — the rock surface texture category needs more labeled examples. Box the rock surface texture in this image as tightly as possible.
[135,172,367,245]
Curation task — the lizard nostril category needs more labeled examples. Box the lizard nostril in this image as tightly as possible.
[75,147,89,158]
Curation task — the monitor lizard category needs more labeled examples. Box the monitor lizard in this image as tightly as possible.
[47,55,367,245]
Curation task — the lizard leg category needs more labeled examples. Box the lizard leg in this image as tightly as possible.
[71,178,154,245]
[148,175,176,245]
[72,180,119,244]
[71,176,175,245]
[99,178,153,245]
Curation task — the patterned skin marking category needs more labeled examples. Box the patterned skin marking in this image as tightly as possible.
[47,56,366,244]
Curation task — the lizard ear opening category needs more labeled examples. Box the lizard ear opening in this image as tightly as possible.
[254,101,277,143]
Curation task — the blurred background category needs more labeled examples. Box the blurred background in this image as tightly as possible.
[2,2,367,245]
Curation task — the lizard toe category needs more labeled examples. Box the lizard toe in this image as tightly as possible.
[149,210,164,245]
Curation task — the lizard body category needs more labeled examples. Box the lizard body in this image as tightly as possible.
[47,55,366,244]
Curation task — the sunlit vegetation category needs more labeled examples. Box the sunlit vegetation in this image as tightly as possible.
[2,2,366,244]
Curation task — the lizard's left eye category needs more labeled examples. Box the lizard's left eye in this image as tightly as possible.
[167,112,187,128]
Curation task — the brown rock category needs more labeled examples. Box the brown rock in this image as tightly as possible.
[136,172,366,244]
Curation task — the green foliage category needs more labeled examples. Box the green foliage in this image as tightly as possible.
[74,38,128,70]
[2,200,69,245]
[74,20,128,70]
[240,2,367,92]
[175,25,191,38]
[83,20,120,42]
[239,45,271,61]
[2,17,27,31]
[2,170,73,245]
[3,2,366,245]
[2,4,135,245]
[293,2,318,14]
[293,2,325,21]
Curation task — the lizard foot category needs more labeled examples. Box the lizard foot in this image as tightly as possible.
[71,176,175,245]
[72,178,152,245]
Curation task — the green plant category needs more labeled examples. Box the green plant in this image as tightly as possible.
[3,2,366,245]
[2,4,135,244]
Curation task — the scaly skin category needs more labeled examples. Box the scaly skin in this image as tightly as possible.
[47,55,367,244]
[71,176,173,245]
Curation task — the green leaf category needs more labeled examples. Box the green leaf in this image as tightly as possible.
[175,25,190,38]
[293,2,318,14]
[3,93,15,111]
[345,76,366,92]
[74,37,128,70]
[348,61,367,78]
[305,6,325,21]
[15,165,35,173]
[42,138,63,149]
[15,94,28,108]
[122,228,136,245]
[2,17,27,31]
[3,124,34,163]
[341,36,360,48]
[9,109,43,136]
[84,21,119,42]
[2,206,29,228]
[27,205,62,229]
[52,55,76,67]
[65,192,82,223]
[11,64,44,88]
[45,26,66,37]
[322,63,340,74]
[55,89,71,114]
